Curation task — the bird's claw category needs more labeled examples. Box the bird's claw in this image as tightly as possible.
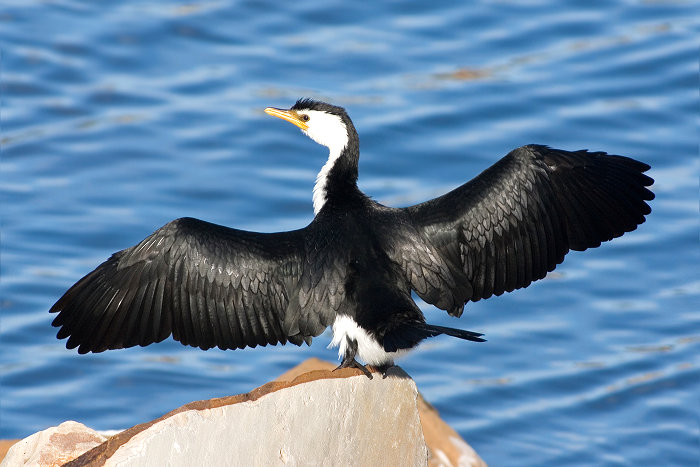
[335,357,373,379]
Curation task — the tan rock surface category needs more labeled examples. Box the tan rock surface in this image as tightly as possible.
[0,421,106,467]
[418,395,487,467]
[2,359,487,466]
[70,364,425,466]
[277,358,487,467]
[0,442,18,464]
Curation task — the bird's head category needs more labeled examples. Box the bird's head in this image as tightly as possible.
[265,99,361,213]
[265,99,355,156]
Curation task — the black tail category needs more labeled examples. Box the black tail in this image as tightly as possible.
[424,324,486,343]
[383,322,485,352]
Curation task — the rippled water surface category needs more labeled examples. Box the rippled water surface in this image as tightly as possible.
[2,2,698,465]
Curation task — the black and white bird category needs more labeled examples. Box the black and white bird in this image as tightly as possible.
[50,98,654,378]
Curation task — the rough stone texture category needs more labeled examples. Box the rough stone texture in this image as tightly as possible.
[105,366,425,466]
[0,421,107,467]
[276,359,487,467]
[417,396,487,467]
[0,442,18,464]
[1,359,487,467]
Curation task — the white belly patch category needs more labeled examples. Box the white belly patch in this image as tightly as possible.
[328,315,409,366]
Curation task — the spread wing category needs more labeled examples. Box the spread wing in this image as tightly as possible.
[398,144,654,316]
[50,217,312,353]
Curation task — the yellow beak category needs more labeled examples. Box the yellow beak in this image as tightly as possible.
[264,107,309,131]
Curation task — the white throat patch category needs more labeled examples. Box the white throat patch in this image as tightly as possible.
[297,110,349,214]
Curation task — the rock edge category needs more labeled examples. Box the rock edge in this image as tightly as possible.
[2,359,486,467]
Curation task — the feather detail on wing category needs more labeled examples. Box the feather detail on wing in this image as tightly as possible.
[400,145,654,316]
[50,217,313,353]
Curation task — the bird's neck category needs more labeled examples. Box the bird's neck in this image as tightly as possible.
[313,131,361,214]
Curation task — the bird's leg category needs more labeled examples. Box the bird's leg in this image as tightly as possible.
[335,337,373,379]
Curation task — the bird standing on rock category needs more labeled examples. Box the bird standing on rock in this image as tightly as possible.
[50,98,654,378]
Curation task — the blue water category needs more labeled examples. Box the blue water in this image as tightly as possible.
[2,2,698,465]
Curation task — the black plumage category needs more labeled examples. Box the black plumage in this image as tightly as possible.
[50,99,654,376]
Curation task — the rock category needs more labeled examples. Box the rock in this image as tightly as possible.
[0,442,18,464]
[0,421,106,467]
[275,358,487,467]
[417,395,487,467]
[1,360,487,466]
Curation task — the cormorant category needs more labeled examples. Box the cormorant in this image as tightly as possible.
[50,98,654,378]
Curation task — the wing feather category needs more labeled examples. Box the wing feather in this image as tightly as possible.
[401,145,654,314]
[50,217,311,353]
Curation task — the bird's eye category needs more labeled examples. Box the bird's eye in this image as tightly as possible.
[301,114,310,122]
